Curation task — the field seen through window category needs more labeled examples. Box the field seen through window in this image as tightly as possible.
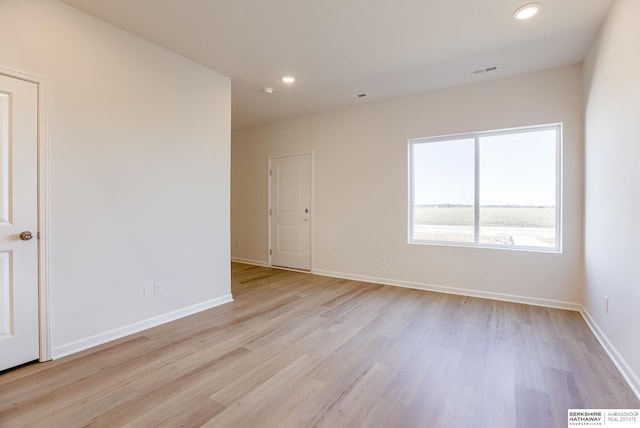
[413,206,556,247]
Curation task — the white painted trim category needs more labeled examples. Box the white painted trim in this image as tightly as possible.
[0,66,52,362]
[312,268,581,311]
[231,257,270,267]
[267,157,272,266]
[310,150,315,272]
[232,259,311,274]
[51,294,234,359]
[271,265,311,274]
[36,73,52,362]
[580,307,640,401]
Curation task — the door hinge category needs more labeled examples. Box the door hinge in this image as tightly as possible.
[270,249,272,256]
[269,209,272,216]
[37,232,40,240]
[269,169,272,176]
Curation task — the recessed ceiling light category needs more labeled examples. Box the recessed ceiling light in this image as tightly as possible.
[262,87,274,94]
[281,75,296,84]
[514,3,540,20]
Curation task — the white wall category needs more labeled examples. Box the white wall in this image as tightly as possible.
[0,0,231,356]
[232,65,584,307]
[583,0,640,396]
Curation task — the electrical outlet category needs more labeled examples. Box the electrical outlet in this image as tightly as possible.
[154,281,165,296]
[604,296,609,314]
[379,256,387,266]
[144,283,154,299]
[236,242,240,249]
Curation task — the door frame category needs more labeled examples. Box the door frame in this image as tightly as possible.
[268,152,314,271]
[0,66,51,362]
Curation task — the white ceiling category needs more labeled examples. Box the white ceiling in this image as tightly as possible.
[60,0,613,130]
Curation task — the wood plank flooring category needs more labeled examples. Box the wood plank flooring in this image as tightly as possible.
[1,263,638,427]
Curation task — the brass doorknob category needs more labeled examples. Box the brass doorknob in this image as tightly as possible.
[19,231,33,241]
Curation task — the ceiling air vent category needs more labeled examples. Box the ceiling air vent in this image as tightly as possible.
[471,66,498,75]
[349,93,368,100]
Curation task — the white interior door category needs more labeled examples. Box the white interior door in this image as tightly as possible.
[0,74,39,372]
[270,154,311,270]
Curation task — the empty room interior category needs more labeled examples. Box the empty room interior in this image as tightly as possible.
[1,0,639,426]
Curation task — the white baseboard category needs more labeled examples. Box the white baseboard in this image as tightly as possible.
[52,294,234,359]
[312,268,582,311]
[231,257,269,267]
[580,307,640,401]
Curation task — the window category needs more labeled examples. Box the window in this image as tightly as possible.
[409,124,561,252]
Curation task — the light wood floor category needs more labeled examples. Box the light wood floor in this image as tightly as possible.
[1,263,638,427]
